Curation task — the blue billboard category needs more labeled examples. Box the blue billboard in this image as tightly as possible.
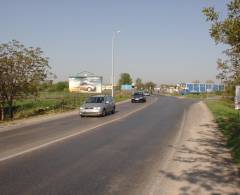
[200,84,206,92]
[193,84,199,92]
[219,85,224,91]
[213,84,219,91]
[186,84,193,92]
[185,83,224,93]
[206,84,212,92]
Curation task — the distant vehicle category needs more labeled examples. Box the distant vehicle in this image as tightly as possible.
[79,82,96,92]
[143,92,150,96]
[131,92,146,103]
[80,95,115,117]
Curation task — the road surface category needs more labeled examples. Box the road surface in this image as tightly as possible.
[0,96,196,195]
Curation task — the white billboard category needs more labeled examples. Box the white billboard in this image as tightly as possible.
[69,76,102,93]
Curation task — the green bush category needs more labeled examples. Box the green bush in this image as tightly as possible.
[39,81,68,92]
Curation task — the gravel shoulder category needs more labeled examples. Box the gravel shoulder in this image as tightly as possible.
[148,101,240,195]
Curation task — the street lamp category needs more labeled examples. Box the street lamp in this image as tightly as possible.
[112,30,120,97]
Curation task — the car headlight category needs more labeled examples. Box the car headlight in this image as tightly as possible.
[80,107,84,110]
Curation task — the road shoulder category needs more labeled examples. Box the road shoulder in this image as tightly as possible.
[0,99,130,133]
[150,101,240,194]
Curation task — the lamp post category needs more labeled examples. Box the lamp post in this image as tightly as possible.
[112,30,120,97]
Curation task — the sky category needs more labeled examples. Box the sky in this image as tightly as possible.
[0,0,228,85]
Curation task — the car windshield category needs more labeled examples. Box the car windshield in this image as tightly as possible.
[86,97,104,103]
[133,93,143,96]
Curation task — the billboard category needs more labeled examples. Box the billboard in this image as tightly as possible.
[213,84,219,92]
[186,83,193,92]
[186,83,224,93]
[121,84,133,91]
[200,84,206,92]
[206,84,213,92]
[193,83,200,92]
[69,76,102,93]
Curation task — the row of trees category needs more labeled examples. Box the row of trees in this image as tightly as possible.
[118,73,156,91]
[203,0,240,96]
[190,80,215,84]
[39,81,68,92]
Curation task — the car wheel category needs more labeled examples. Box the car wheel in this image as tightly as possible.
[101,109,106,117]
[111,107,115,114]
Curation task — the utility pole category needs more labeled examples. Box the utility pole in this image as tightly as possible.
[112,30,120,97]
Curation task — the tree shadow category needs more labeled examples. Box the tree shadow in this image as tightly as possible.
[159,122,240,195]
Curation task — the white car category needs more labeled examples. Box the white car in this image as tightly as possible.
[80,95,115,117]
[79,82,96,92]
[143,92,150,96]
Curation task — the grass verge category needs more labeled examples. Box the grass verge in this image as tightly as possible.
[183,92,222,99]
[207,100,240,165]
[1,92,131,121]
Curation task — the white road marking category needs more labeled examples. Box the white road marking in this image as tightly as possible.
[0,98,158,162]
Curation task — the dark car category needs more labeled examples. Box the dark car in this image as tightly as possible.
[131,92,146,103]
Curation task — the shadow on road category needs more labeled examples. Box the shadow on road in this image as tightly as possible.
[159,121,240,195]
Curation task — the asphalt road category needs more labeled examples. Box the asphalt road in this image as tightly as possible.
[0,96,196,195]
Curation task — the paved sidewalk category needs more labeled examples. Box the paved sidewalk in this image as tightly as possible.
[151,101,240,195]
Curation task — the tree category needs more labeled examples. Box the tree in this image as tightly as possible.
[192,80,200,83]
[118,73,132,86]
[144,81,156,92]
[135,78,144,90]
[0,40,51,120]
[206,80,214,84]
[203,0,240,95]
